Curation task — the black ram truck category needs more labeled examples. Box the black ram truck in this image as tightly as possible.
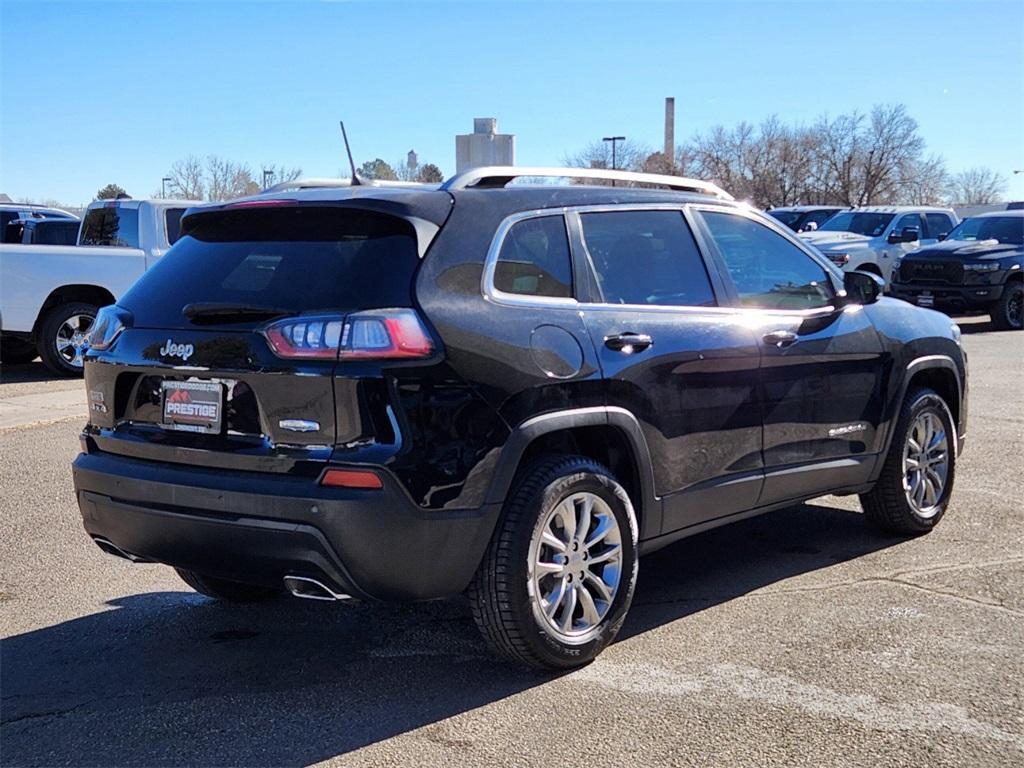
[890,211,1023,330]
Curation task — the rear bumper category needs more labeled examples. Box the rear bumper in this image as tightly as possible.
[889,283,1004,312]
[73,447,500,601]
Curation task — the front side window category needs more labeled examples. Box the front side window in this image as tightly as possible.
[925,213,954,239]
[893,213,923,236]
[494,215,573,298]
[699,211,834,310]
[818,211,894,237]
[580,210,715,307]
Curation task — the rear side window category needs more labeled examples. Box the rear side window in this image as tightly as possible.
[119,207,421,327]
[494,216,573,298]
[165,208,186,245]
[80,206,140,248]
[581,210,715,307]
[34,220,79,245]
[925,213,954,239]
[699,211,833,310]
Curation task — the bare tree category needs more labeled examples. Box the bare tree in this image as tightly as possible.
[166,155,205,200]
[206,156,258,201]
[902,153,949,205]
[258,164,302,189]
[947,166,1008,205]
[562,139,652,177]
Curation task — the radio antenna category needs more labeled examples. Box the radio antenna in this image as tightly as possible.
[339,121,361,186]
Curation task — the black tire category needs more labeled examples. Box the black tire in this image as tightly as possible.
[175,568,281,603]
[0,336,38,364]
[37,301,98,377]
[468,454,639,670]
[990,281,1023,331]
[860,387,956,534]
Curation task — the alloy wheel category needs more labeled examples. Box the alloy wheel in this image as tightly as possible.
[55,314,94,369]
[528,491,622,642]
[902,410,950,518]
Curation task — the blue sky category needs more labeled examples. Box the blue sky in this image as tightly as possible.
[2,0,1022,205]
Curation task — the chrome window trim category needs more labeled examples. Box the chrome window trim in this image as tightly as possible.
[481,208,579,308]
[482,201,848,318]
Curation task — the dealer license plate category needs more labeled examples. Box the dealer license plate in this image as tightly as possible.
[161,380,223,434]
[917,292,934,308]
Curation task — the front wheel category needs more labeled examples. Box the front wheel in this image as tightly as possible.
[991,282,1023,331]
[468,455,639,670]
[860,387,956,534]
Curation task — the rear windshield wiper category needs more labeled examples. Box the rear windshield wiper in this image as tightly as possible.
[182,302,292,323]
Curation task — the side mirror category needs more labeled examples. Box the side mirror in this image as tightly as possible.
[901,227,920,243]
[839,270,884,306]
[937,232,948,242]
[802,221,818,232]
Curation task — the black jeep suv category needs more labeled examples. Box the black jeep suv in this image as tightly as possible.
[73,167,967,669]
[889,210,1024,330]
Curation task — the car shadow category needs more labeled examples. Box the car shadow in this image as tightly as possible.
[1,501,905,767]
[0,359,58,384]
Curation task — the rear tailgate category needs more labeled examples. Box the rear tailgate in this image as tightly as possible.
[83,203,436,475]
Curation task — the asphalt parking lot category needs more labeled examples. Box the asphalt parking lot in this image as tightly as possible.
[1,315,1021,767]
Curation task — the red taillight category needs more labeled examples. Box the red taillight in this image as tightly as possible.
[320,468,384,489]
[262,309,433,361]
[340,309,434,360]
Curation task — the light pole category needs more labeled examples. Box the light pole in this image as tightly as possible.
[602,136,625,186]
[262,169,274,189]
[161,177,172,198]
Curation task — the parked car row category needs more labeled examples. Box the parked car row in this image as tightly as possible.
[0,198,196,373]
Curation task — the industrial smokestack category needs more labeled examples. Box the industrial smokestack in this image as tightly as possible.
[664,97,675,173]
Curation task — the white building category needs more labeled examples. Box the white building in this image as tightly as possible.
[455,118,515,173]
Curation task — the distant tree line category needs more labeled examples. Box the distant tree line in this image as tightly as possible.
[565,104,1009,208]
[160,156,303,201]
[358,157,444,184]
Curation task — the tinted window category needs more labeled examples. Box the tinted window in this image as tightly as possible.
[494,215,572,298]
[33,220,79,245]
[165,208,186,245]
[818,211,894,236]
[768,210,801,229]
[700,211,833,310]
[120,207,421,328]
[946,216,1024,245]
[80,206,140,248]
[0,211,17,230]
[894,213,923,235]
[803,209,839,228]
[581,210,715,307]
[925,213,954,239]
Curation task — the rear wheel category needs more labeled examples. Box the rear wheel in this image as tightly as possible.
[468,455,639,670]
[175,568,281,603]
[860,387,956,534]
[37,301,97,376]
[991,281,1023,330]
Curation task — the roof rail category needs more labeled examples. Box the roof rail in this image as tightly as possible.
[440,166,733,200]
[262,177,435,194]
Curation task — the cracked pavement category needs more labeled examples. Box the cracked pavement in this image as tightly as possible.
[1,315,1022,767]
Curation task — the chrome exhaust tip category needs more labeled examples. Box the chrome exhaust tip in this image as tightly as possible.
[92,536,149,563]
[283,575,352,602]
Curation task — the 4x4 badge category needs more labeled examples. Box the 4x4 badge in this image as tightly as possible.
[159,339,194,361]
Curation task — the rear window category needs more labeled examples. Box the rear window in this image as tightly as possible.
[119,206,421,327]
[80,206,140,247]
[165,208,186,245]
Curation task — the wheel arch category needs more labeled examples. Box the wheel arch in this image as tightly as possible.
[32,284,115,337]
[484,407,661,541]
[874,355,964,484]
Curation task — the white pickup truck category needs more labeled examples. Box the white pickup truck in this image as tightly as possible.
[0,198,201,375]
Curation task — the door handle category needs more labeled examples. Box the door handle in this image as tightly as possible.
[763,330,798,348]
[604,332,653,353]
